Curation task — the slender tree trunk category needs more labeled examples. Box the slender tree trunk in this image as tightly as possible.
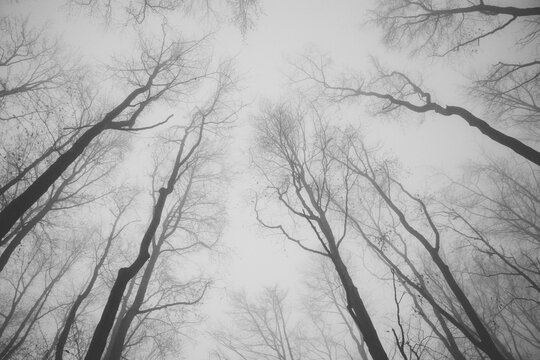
[0,256,74,359]
[107,173,193,360]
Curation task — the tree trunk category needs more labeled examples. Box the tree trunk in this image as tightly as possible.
[106,239,161,360]
[83,187,170,360]
[330,251,389,360]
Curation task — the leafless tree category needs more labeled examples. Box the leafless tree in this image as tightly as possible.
[54,194,135,360]
[331,130,523,360]
[0,133,124,272]
[304,259,370,360]
[213,287,304,360]
[0,31,213,254]
[104,143,223,360]
[0,231,84,360]
[0,16,65,121]
[83,68,236,360]
[253,103,390,360]
[294,57,540,166]
[371,0,540,56]
[438,158,540,359]
[67,0,261,33]
[214,282,369,360]
[472,61,540,141]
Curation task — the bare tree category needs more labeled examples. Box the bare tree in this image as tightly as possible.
[253,103,390,360]
[0,232,83,360]
[83,69,235,360]
[67,0,261,33]
[213,287,303,360]
[294,57,540,166]
[304,259,370,360]
[371,0,540,56]
[472,61,540,141]
[0,32,212,255]
[0,75,99,206]
[214,282,368,360]
[0,133,123,272]
[331,131,521,360]
[104,146,222,360]
[54,194,135,360]
[0,16,64,121]
[439,158,540,359]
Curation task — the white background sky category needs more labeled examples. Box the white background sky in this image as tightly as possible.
[2,0,531,357]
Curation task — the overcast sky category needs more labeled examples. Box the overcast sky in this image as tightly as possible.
[5,0,516,315]
[1,1,531,357]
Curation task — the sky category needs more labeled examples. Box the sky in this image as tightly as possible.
[7,0,512,311]
[1,0,530,357]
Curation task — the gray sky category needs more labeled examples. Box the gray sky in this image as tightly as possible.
[1,0,531,357]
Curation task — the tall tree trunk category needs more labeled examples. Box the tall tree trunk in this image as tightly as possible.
[329,247,389,360]
[84,116,205,360]
[83,187,171,360]
[106,239,161,360]
[102,278,137,360]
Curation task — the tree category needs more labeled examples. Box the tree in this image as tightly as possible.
[54,193,135,360]
[0,16,64,121]
[0,132,123,272]
[472,61,540,141]
[304,259,370,360]
[335,133,513,360]
[214,280,371,360]
[0,32,212,258]
[294,57,540,166]
[104,141,222,360]
[371,0,540,56]
[83,68,235,360]
[253,103,390,360]
[293,0,540,166]
[441,158,540,359]
[213,287,303,360]
[0,231,83,360]
[68,0,261,33]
